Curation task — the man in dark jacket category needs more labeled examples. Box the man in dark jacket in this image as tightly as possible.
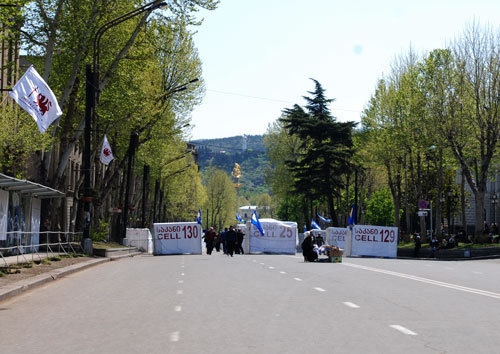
[236,228,245,254]
[202,227,216,255]
[225,225,238,257]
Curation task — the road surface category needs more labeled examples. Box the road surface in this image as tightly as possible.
[1,253,499,353]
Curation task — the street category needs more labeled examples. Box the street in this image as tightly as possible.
[1,253,499,353]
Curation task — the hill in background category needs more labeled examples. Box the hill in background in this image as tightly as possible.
[190,135,269,198]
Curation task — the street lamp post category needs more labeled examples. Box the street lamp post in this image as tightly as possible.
[491,193,498,223]
[447,190,452,235]
[82,1,166,246]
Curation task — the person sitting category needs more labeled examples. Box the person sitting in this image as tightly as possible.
[301,233,318,262]
[448,234,456,248]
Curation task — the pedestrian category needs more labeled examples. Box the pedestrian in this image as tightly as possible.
[202,227,216,255]
[220,228,228,254]
[429,235,439,258]
[225,225,238,257]
[414,234,421,257]
[214,231,221,252]
[236,228,245,254]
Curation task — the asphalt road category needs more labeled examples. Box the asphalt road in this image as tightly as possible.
[1,252,499,353]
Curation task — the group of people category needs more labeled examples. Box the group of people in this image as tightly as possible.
[202,225,245,257]
[413,233,458,258]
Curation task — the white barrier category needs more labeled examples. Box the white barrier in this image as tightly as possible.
[350,225,398,258]
[326,227,347,249]
[153,222,202,255]
[124,228,153,254]
[249,219,297,254]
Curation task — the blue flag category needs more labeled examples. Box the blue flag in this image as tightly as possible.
[348,204,355,228]
[317,214,332,223]
[311,219,321,230]
[196,209,202,225]
[251,211,265,236]
[236,212,244,223]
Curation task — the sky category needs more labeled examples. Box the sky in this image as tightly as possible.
[188,0,500,140]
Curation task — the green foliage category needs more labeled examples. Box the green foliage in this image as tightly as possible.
[202,167,237,230]
[365,188,396,226]
[278,79,356,224]
[91,219,109,242]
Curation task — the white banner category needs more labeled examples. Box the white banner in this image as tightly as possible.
[351,225,398,258]
[249,218,296,254]
[0,189,8,241]
[9,65,62,133]
[326,227,347,249]
[153,222,202,255]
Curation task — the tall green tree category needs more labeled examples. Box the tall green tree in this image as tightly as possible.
[279,79,356,226]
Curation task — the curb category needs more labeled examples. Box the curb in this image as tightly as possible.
[0,258,110,303]
[108,251,143,261]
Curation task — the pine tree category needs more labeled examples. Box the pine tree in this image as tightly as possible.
[279,79,356,226]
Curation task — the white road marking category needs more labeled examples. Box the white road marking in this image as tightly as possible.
[178,280,184,284]
[472,271,483,275]
[294,277,302,281]
[175,306,182,312]
[170,331,180,342]
[268,266,275,269]
[390,325,417,336]
[280,271,286,274]
[259,263,265,265]
[314,287,326,292]
[343,302,360,309]
[252,260,257,262]
[181,273,185,276]
[177,290,183,295]
[343,262,500,300]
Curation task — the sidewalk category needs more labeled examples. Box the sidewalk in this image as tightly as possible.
[0,251,142,303]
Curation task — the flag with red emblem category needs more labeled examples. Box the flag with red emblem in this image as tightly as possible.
[100,135,114,165]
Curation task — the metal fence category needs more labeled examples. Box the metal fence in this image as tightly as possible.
[0,231,84,266]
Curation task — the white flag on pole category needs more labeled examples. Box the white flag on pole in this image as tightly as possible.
[9,65,62,133]
[100,134,114,165]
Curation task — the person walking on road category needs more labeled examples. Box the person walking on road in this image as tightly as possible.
[203,227,216,255]
[236,228,245,254]
[226,225,238,257]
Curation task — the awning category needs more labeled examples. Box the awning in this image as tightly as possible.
[0,173,65,199]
